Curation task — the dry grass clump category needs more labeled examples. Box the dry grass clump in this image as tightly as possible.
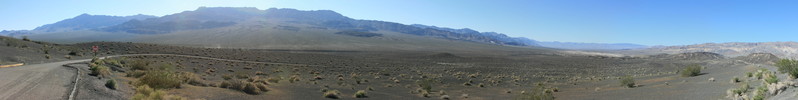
[131,85,187,100]
[354,90,367,98]
[323,90,341,99]
[219,80,269,95]
[726,83,749,99]
[179,72,207,86]
[417,79,433,92]
[290,75,301,83]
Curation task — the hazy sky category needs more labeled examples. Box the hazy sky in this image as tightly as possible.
[1,0,798,46]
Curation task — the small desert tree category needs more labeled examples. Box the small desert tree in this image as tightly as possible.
[775,59,798,79]
[619,75,635,88]
[681,64,702,77]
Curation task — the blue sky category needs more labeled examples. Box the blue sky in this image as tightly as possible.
[1,0,797,46]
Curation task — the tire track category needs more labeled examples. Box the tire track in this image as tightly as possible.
[7,71,47,100]
[0,72,36,100]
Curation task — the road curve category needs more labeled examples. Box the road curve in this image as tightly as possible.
[0,59,90,100]
[0,54,314,100]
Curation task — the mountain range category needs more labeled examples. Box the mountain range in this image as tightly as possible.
[1,7,645,50]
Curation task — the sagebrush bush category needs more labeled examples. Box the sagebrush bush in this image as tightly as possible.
[764,72,779,84]
[619,75,635,88]
[106,79,117,90]
[417,79,433,92]
[219,80,269,95]
[180,72,206,86]
[126,70,147,78]
[775,59,798,78]
[137,70,182,89]
[730,83,749,96]
[127,59,151,70]
[681,64,702,77]
[90,64,111,78]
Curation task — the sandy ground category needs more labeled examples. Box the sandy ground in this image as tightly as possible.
[0,59,88,100]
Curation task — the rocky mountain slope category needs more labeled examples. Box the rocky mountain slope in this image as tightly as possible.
[619,42,798,58]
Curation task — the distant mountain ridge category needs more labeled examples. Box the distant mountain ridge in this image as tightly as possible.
[5,7,646,50]
[410,24,648,50]
[35,14,156,32]
[537,41,648,50]
[95,7,542,46]
[410,24,540,46]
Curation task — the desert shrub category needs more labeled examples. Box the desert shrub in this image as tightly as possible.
[516,83,555,100]
[775,59,798,78]
[243,83,262,94]
[752,85,767,100]
[45,54,50,59]
[219,80,268,95]
[22,36,30,41]
[681,64,702,77]
[764,72,779,84]
[127,70,147,78]
[354,90,367,98]
[730,83,749,96]
[323,90,341,99]
[137,70,182,89]
[619,75,635,88]
[746,72,753,77]
[235,72,249,79]
[64,55,71,59]
[180,72,206,86]
[222,74,233,80]
[417,79,433,92]
[731,77,740,83]
[90,64,111,78]
[290,75,300,83]
[267,77,280,83]
[131,85,187,100]
[106,79,117,90]
[128,59,151,70]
